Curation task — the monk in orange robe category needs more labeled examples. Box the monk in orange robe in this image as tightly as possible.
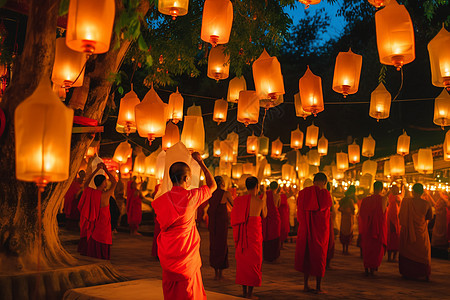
[386,185,402,261]
[359,181,387,276]
[126,177,143,235]
[64,170,85,230]
[278,191,290,248]
[152,152,216,300]
[262,181,281,262]
[231,177,267,299]
[399,183,432,281]
[295,173,332,293]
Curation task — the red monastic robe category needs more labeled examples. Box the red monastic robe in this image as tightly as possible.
[152,185,212,300]
[64,180,81,220]
[126,181,142,229]
[231,194,262,287]
[77,187,102,255]
[295,186,332,277]
[359,194,387,269]
[278,194,290,243]
[88,205,112,260]
[386,194,401,251]
[262,190,281,261]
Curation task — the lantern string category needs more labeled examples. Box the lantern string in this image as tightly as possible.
[120,133,153,152]
[100,139,127,146]
[71,60,88,87]
[392,67,404,102]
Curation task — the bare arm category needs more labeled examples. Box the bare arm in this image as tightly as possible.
[103,165,117,197]
[84,163,102,189]
[192,152,217,193]
[261,192,267,218]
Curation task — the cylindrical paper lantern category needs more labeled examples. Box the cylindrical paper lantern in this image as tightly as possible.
[416,148,433,174]
[200,0,233,46]
[397,131,410,156]
[390,154,405,176]
[232,163,243,179]
[162,121,180,150]
[207,45,230,81]
[362,159,377,178]
[181,115,205,152]
[237,90,259,126]
[258,135,269,156]
[214,138,221,157]
[318,135,328,156]
[308,149,320,167]
[247,134,259,154]
[294,92,312,119]
[167,87,184,124]
[243,163,255,176]
[369,83,391,121]
[220,140,234,163]
[336,152,349,171]
[433,89,450,128]
[348,141,360,164]
[135,86,167,143]
[52,37,86,88]
[332,49,362,98]
[213,98,228,124]
[264,164,271,177]
[227,76,247,103]
[158,0,189,19]
[428,25,450,90]
[305,123,319,148]
[252,49,285,102]
[116,86,140,134]
[299,66,324,116]
[291,126,304,150]
[362,134,376,158]
[271,138,283,158]
[133,153,146,175]
[384,160,391,177]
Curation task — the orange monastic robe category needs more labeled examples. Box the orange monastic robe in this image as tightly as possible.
[386,194,401,251]
[152,185,212,300]
[77,187,102,255]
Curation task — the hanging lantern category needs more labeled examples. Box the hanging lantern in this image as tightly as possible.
[375,0,415,70]
[298,161,310,180]
[15,78,74,183]
[52,37,86,89]
[369,83,391,121]
[258,135,269,156]
[181,115,205,152]
[362,134,376,158]
[155,150,166,181]
[227,76,247,103]
[428,25,450,90]
[332,164,344,180]
[384,160,391,177]
[134,153,146,175]
[397,131,410,156]
[332,49,362,98]
[167,87,184,124]
[162,121,180,150]
[187,104,202,117]
[66,0,115,54]
[318,134,328,156]
[362,160,377,178]
[120,156,132,175]
[368,0,390,8]
[232,163,243,179]
[271,138,283,158]
[299,0,321,9]
[243,163,255,176]
[416,148,433,174]
[252,49,285,102]
[158,0,189,19]
[135,86,167,143]
[282,164,294,181]
[113,141,132,164]
[213,138,222,157]
[144,147,161,176]
[444,131,450,161]
[247,134,259,154]
[294,92,312,119]
[200,0,233,46]
[116,85,140,134]
[348,141,360,164]
[299,66,324,116]
[390,154,405,176]
[336,152,349,171]
[412,153,419,171]
[433,89,450,129]
[207,45,230,81]
[237,90,260,126]
[85,146,97,159]
[227,132,239,156]
[305,123,319,148]
[307,149,320,167]
[220,140,234,163]
[264,164,271,177]
[291,126,304,150]
[219,160,232,178]
[213,98,228,124]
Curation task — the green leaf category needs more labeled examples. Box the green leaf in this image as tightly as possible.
[146,54,153,67]
[138,35,148,51]
[118,86,124,95]
[59,0,70,16]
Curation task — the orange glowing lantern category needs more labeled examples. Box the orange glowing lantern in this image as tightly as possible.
[299,0,321,9]
[294,92,312,119]
[298,161,310,179]
[416,148,433,174]
[390,154,405,176]
[237,91,260,126]
[144,147,161,176]
[158,0,189,19]
[332,164,344,180]
[247,134,259,154]
[282,164,294,181]
[264,164,272,177]
[428,25,450,90]
[318,135,328,156]
[134,153,146,175]
[433,89,450,129]
[52,37,86,89]
[167,87,184,124]
[305,123,319,148]
[85,145,97,159]
[348,141,360,164]
[162,121,180,150]
[271,138,283,158]
[291,126,304,150]
[336,152,349,171]
[227,132,239,156]
[213,98,228,124]
[201,0,233,46]
[369,83,391,121]
[219,160,231,177]
[384,160,391,177]
[232,163,243,179]
[208,45,230,81]
[368,0,390,8]
[362,134,376,158]
[375,0,415,70]
[299,66,324,116]
[362,160,377,178]
[258,135,269,156]
[181,116,205,152]
[120,156,132,175]
[66,0,115,54]
[397,131,410,156]
[227,76,246,103]
[135,86,167,143]
[113,141,132,164]
[308,149,320,167]
[116,85,140,134]
[15,78,74,183]
[243,163,255,176]
[214,138,221,157]
[252,49,285,102]
[444,131,450,161]
[220,140,234,163]
[332,49,362,98]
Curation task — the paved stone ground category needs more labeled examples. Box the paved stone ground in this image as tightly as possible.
[61,225,450,299]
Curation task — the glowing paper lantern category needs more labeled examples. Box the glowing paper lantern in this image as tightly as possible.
[348,141,360,164]
[167,87,184,124]
[258,135,269,156]
[227,132,239,156]
[375,0,415,70]
[308,149,320,167]
[291,126,304,150]
[397,131,410,156]
[444,131,450,161]
[213,138,221,157]
[213,98,228,124]
[299,66,324,116]
[362,160,377,178]
[135,86,167,143]
[416,148,433,174]
[299,0,321,9]
[134,153,146,175]
[85,146,97,159]
[428,25,450,90]
[305,123,319,148]
[243,163,255,176]
[271,138,283,158]
[369,83,391,121]
[227,76,247,103]
[368,0,390,8]
[219,160,231,177]
[412,153,418,171]
[294,92,312,119]
[66,0,115,54]
[52,37,86,88]
[220,140,234,163]
[155,150,166,181]
[15,78,74,182]
[390,155,405,176]
[384,160,391,177]
[433,89,450,129]
[332,49,362,98]
[362,134,376,158]
[332,164,344,180]
[298,161,310,179]
[318,135,328,156]
[181,115,205,152]
[200,0,233,46]
[113,141,132,164]
[207,45,230,81]
[116,86,140,134]
[162,121,180,150]
[232,163,243,179]
[247,134,259,154]
[120,157,132,175]
[158,0,189,19]
[264,164,271,177]
[187,104,202,116]
[336,152,349,171]
[282,164,295,181]
[237,91,259,126]
[144,148,160,176]
[252,49,285,102]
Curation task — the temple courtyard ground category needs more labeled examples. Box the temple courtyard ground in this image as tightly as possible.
[60,225,450,299]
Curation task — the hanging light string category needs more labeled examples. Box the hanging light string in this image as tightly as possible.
[392,67,404,102]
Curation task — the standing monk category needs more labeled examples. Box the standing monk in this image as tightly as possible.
[152,153,217,300]
[359,181,387,276]
[151,184,161,259]
[207,176,233,280]
[295,173,332,293]
[64,170,85,230]
[278,190,290,248]
[339,186,356,255]
[399,183,432,281]
[262,181,281,262]
[127,177,143,235]
[231,177,267,299]
[386,185,402,262]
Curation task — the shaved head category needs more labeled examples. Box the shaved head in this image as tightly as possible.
[169,162,191,185]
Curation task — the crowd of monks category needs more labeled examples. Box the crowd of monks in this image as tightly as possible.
[62,154,450,299]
